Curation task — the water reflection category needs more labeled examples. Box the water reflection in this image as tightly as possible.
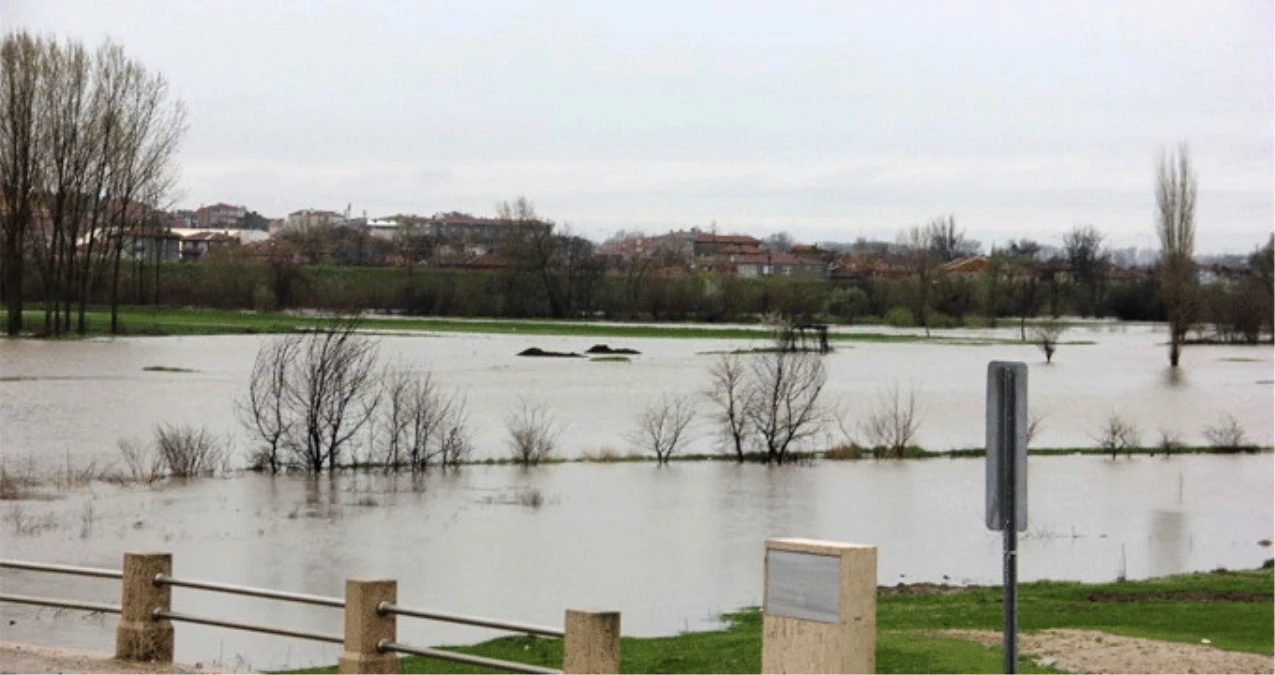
[1147,509,1189,577]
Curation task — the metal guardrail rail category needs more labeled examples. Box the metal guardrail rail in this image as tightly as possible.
[0,560,123,615]
[0,559,122,579]
[153,574,344,608]
[377,602,564,638]
[379,641,562,675]
[0,593,120,614]
[153,609,342,645]
[375,601,566,673]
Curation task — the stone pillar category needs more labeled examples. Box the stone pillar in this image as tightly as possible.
[115,552,173,663]
[563,609,621,674]
[762,538,877,674]
[338,579,399,675]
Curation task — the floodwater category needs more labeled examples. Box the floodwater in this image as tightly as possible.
[0,322,1272,670]
[1,321,1272,471]
[0,458,1271,670]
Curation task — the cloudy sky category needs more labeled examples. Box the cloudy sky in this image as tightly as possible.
[4,1,1272,253]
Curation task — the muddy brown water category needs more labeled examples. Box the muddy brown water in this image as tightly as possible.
[0,322,1272,670]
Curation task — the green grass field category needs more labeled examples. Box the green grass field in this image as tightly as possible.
[3,306,1033,344]
[282,566,1273,674]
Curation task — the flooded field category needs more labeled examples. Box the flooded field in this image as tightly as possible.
[1,322,1272,472]
[0,322,1272,669]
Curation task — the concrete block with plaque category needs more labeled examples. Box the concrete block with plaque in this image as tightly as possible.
[762,538,877,674]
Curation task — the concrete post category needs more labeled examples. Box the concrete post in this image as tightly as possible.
[563,609,621,674]
[761,538,877,674]
[115,552,173,663]
[338,579,399,675]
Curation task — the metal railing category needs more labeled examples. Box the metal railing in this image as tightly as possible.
[0,559,123,615]
[154,574,344,608]
[148,573,344,645]
[0,559,122,579]
[380,640,562,675]
[1,554,622,674]
[378,602,564,638]
[375,600,566,673]
[153,609,342,645]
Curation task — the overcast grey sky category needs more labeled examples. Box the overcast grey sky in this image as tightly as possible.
[4,0,1272,253]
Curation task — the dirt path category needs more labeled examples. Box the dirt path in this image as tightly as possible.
[0,642,248,674]
[931,629,1274,674]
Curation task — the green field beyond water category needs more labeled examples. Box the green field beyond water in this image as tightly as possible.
[284,566,1273,674]
[4,306,1030,344]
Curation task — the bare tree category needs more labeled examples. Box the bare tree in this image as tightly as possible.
[153,423,229,478]
[705,353,753,462]
[505,399,560,466]
[237,334,301,473]
[1202,414,1248,452]
[0,32,43,336]
[900,219,946,337]
[1155,144,1198,368]
[1063,225,1109,317]
[1006,239,1044,340]
[437,399,473,469]
[1032,320,1066,364]
[927,215,976,262]
[745,350,828,465]
[291,321,380,471]
[1094,413,1140,458]
[631,394,696,464]
[379,366,467,471]
[860,382,923,458]
[237,320,380,473]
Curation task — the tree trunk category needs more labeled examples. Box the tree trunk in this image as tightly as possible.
[3,234,24,335]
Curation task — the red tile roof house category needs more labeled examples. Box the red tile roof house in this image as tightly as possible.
[692,233,762,260]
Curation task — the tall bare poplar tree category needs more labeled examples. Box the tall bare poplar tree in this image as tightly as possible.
[0,32,184,336]
[0,33,44,335]
[1155,144,1198,368]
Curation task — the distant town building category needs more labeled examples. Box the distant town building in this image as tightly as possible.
[195,203,247,229]
[285,209,346,230]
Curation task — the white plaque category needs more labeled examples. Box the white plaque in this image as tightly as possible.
[765,549,840,623]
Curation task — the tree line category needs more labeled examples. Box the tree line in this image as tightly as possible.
[1,31,186,337]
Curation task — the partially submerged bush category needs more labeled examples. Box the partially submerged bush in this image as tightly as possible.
[154,424,230,478]
[1094,413,1140,457]
[1203,414,1252,452]
[505,400,561,467]
[859,382,924,459]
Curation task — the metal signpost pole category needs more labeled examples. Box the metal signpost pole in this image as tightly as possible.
[1000,367,1017,675]
[987,361,1026,675]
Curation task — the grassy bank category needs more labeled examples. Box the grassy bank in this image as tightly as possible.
[282,566,1273,674]
[2,306,1034,345]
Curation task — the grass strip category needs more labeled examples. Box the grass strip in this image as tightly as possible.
[280,566,1272,674]
[4,307,1028,345]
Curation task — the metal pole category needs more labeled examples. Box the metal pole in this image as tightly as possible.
[1001,368,1018,675]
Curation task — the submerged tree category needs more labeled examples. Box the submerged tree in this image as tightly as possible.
[744,350,828,465]
[631,393,696,465]
[704,353,754,462]
[238,319,381,473]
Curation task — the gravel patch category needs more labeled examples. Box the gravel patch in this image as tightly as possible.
[0,642,249,674]
[931,629,1274,674]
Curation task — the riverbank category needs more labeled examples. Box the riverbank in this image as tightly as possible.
[280,565,1273,674]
